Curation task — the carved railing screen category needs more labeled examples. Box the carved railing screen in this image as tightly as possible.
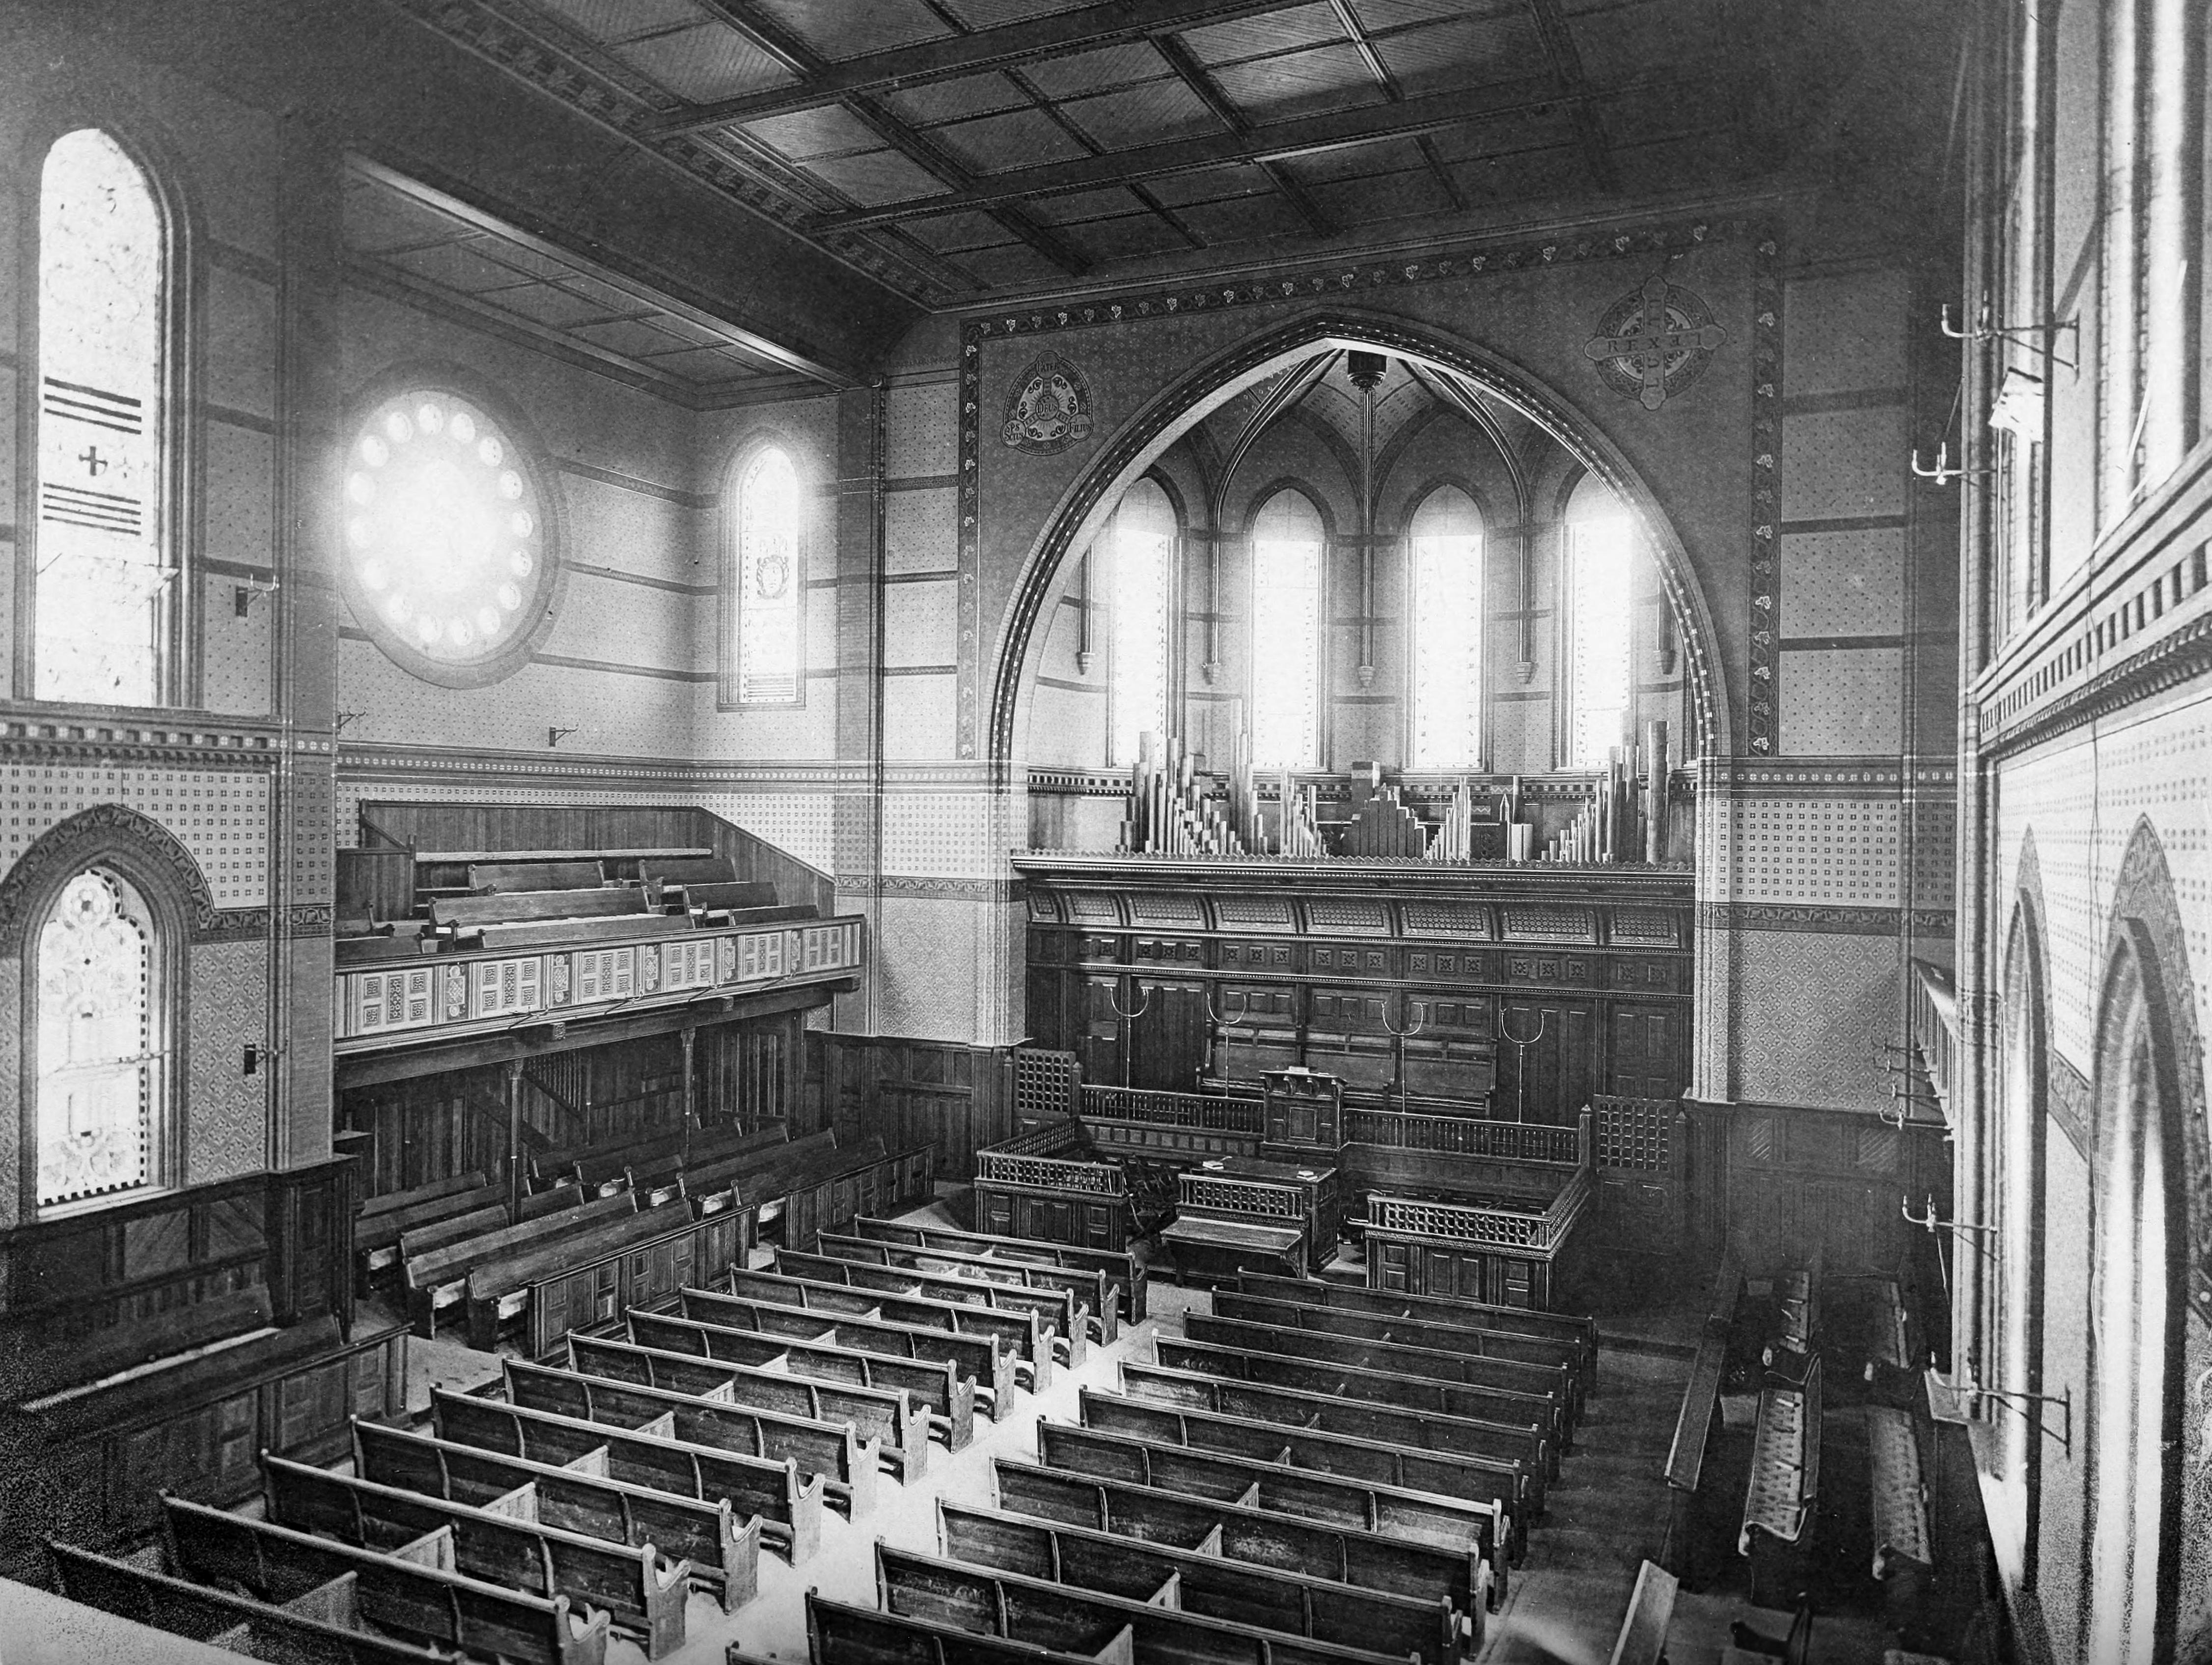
[1082,1085,1266,1134]
[1348,1110,1580,1164]
[1589,1093,1684,1260]
[1367,1166,1591,1253]
[1012,1047,1080,1124]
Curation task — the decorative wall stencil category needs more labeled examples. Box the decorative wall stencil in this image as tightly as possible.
[1001,354,1094,455]
[1583,272,1728,411]
[1748,236,1784,754]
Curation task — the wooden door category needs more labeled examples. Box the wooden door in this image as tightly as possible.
[1608,1003,1684,1099]
[1080,977,1124,1086]
[1130,981,1208,1092]
[1496,997,1596,1123]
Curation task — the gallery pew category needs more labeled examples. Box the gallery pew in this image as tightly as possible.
[683,1284,1019,1417]
[1033,1421,1511,1586]
[730,1263,1056,1390]
[816,1227,1121,1343]
[569,1331,928,1481]
[937,1500,1474,1665]
[1079,1386,1530,1558]
[49,1540,445,1665]
[354,1418,761,1613]
[159,1494,609,1665]
[1739,1355,1822,1608]
[1235,1273,1598,1390]
[853,1214,1146,1323]
[1120,1360,1551,1498]
[503,1358,881,1520]
[774,1246,1089,1368]
[431,1388,825,1566]
[991,1458,1496,1617]
[631,1307,977,1451]
[1182,1312,1571,1445]
[259,1453,691,1660]
[1156,1335,1561,1472]
[875,1543,1420,1665]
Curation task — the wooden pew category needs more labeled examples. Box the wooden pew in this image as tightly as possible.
[570,1331,928,1481]
[357,1173,500,1289]
[397,1202,510,1263]
[636,855,739,893]
[50,1540,444,1665]
[727,1265,1053,1392]
[1034,1420,1510,1588]
[403,1191,637,1335]
[431,887,637,930]
[463,1190,750,1354]
[1662,1242,1746,1582]
[741,1138,937,1254]
[799,1589,1105,1665]
[1121,1360,1551,1501]
[1185,1311,1570,1443]
[877,1542,1424,1665]
[631,1307,977,1452]
[470,912,694,952]
[1164,1325,1566,1460]
[679,1285,1018,1423]
[1607,1560,1677,1665]
[1211,1289,1582,1422]
[575,1131,688,1196]
[854,1214,1146,1323]
[1867,1405,1934,1634]
[1078,1386,1530,1560]
[938,1500,1473,1665]
[816,1227,1121,1343]
[354,1418,762,1613]
[360,1169,490,1222]
[259,1453,690,1660]
[431,1387,825,1566]
[679,1127,833,1196]
[1764,1245,1823,1384]
[990,1459,1496,1617]
[1236,1273,1598,1390]
[1739,1354,1822,1607]
[774,1246,1088,1368]
[502,1357,881,1520]
[468,860,607,892]
[159,1493,609,1665]
[522,1180,588,1221]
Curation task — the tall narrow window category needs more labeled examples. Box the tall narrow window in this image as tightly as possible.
[735,447,802,703]
[1565,495,1634,768]
[34,130,171,706]
[1106,478,1175,766]
[1249,490,1323,771]
[1408,486,1485,768]
[36,867,161,1208]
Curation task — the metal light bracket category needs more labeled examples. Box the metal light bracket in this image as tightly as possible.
[1948,1377,2073,1455]
[1940,298,2079,372]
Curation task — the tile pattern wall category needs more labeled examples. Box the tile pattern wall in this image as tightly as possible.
[0,765,271,907]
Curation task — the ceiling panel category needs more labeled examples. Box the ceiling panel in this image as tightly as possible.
[614,24,795,101]
[1350,0,1509,27]
[569,316,686,356]
[1275,135,1429,184]
[1210,45,1392,122]
[1017,40,1175,99]
[1178,4,1348,66]
[343,181,469,252]
[883,71,1030,127]
[1063,215,1195,264]
[937,0,1099,24]
[1059,79,1225,151]
[739,104,883,161]
[1174,191,1313,244]
[528,0,702,41]
[379,238,538,294]
[945,244,1077,290]
[1305,166,1455,226]
[1377,14,1544,95]
[745,0,951,61]
[1574,1,1724,85]
[927,108,1093,175]
[897,210,1019,253]
[638,344,754,380]
[488,283,629,328]
[802,149,952,207]
[1426,108,1579,162]
[1141,162,1279,208]
[1451,143,1591,206]
[1022,186,1156,227]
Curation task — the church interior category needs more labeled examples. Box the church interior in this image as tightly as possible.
[0,0,2205,1661]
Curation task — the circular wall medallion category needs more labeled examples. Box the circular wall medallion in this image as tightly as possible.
[1001,352,1094,454]
[1582,273,1728,411]
[339,388,558,685]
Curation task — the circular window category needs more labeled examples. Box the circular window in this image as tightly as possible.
[339,388,556,685]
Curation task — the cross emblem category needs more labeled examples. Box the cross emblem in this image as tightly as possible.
[1584,272,1729,411]
[78,446,108,476]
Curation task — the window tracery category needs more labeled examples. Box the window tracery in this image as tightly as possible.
[735,446,802,704]
[35,867,159,1208]
[1250,489,1323,771]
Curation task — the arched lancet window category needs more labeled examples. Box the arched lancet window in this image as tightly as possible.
[1105,477,1175,767]
[1407,485,1485,769]
[1563,476,1634,769]
[1249,489,1323,771]
[33,129,174,707]
[733,446,803,704]
[35,866,166,1208]
[2085,928,2182,1665]
[1988,899,2048,1558]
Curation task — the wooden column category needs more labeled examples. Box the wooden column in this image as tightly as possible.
[504,1058,527,1219]
[681,1025,698,1150]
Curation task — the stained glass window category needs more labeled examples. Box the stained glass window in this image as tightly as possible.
[1566,496,1634,768]
[736,447,802,703]
[1408,486,1485,768]
[342,389,555,681]
[37,868,158,1208]
[35,129,170,706]
[1250,489,1323,771]
[1106,478,1175,766]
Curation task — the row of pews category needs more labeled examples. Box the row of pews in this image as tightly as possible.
[44,1212,1144,1665]
[806,1268,1609,1665]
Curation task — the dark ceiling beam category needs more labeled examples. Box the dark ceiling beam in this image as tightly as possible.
[1151,33,1331,239]
[1323,1,1469,214]
[1526,0,1619,193]
[811,72,1683,231]
[637,0,1324,138]
[689,0,1087,276]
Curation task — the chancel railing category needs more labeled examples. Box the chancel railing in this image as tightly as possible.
[1348,1109,1583,1164]
[1366,1166,1594,1255]
[1080,1085,1267,1135]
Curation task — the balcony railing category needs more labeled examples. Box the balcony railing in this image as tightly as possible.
[1910,958,1959,1122]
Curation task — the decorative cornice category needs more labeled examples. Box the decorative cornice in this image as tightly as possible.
[337,744,1015,791]
[1982,608,2212,762]
[1700,901,1957,936]
[0,715,314,770]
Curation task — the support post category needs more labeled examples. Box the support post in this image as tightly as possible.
[504,1057,527,1220]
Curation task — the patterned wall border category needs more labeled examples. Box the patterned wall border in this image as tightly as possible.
[0,719,316,770]
[960,211,1769,766]
[1748,233,1783,755]
[1702,901,1957,936]
[336,745,1011,791]
[836,875,1018,903]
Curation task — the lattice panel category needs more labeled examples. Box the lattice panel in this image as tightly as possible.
[1609,908,1679,946]
[1012,1046,1079,1122]
[1304,898,1387,935]
[1181,1174,1301,1220]
[1216,895,1295,930]
[1128,892,1205,925]
[1594,1096,1674,1171]
[1500,905,1593,942]
[977,1150,1123,1194]
[1065,892,1121,922]
[1401,900,1491,938]
[1369,1193,1545,1250]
